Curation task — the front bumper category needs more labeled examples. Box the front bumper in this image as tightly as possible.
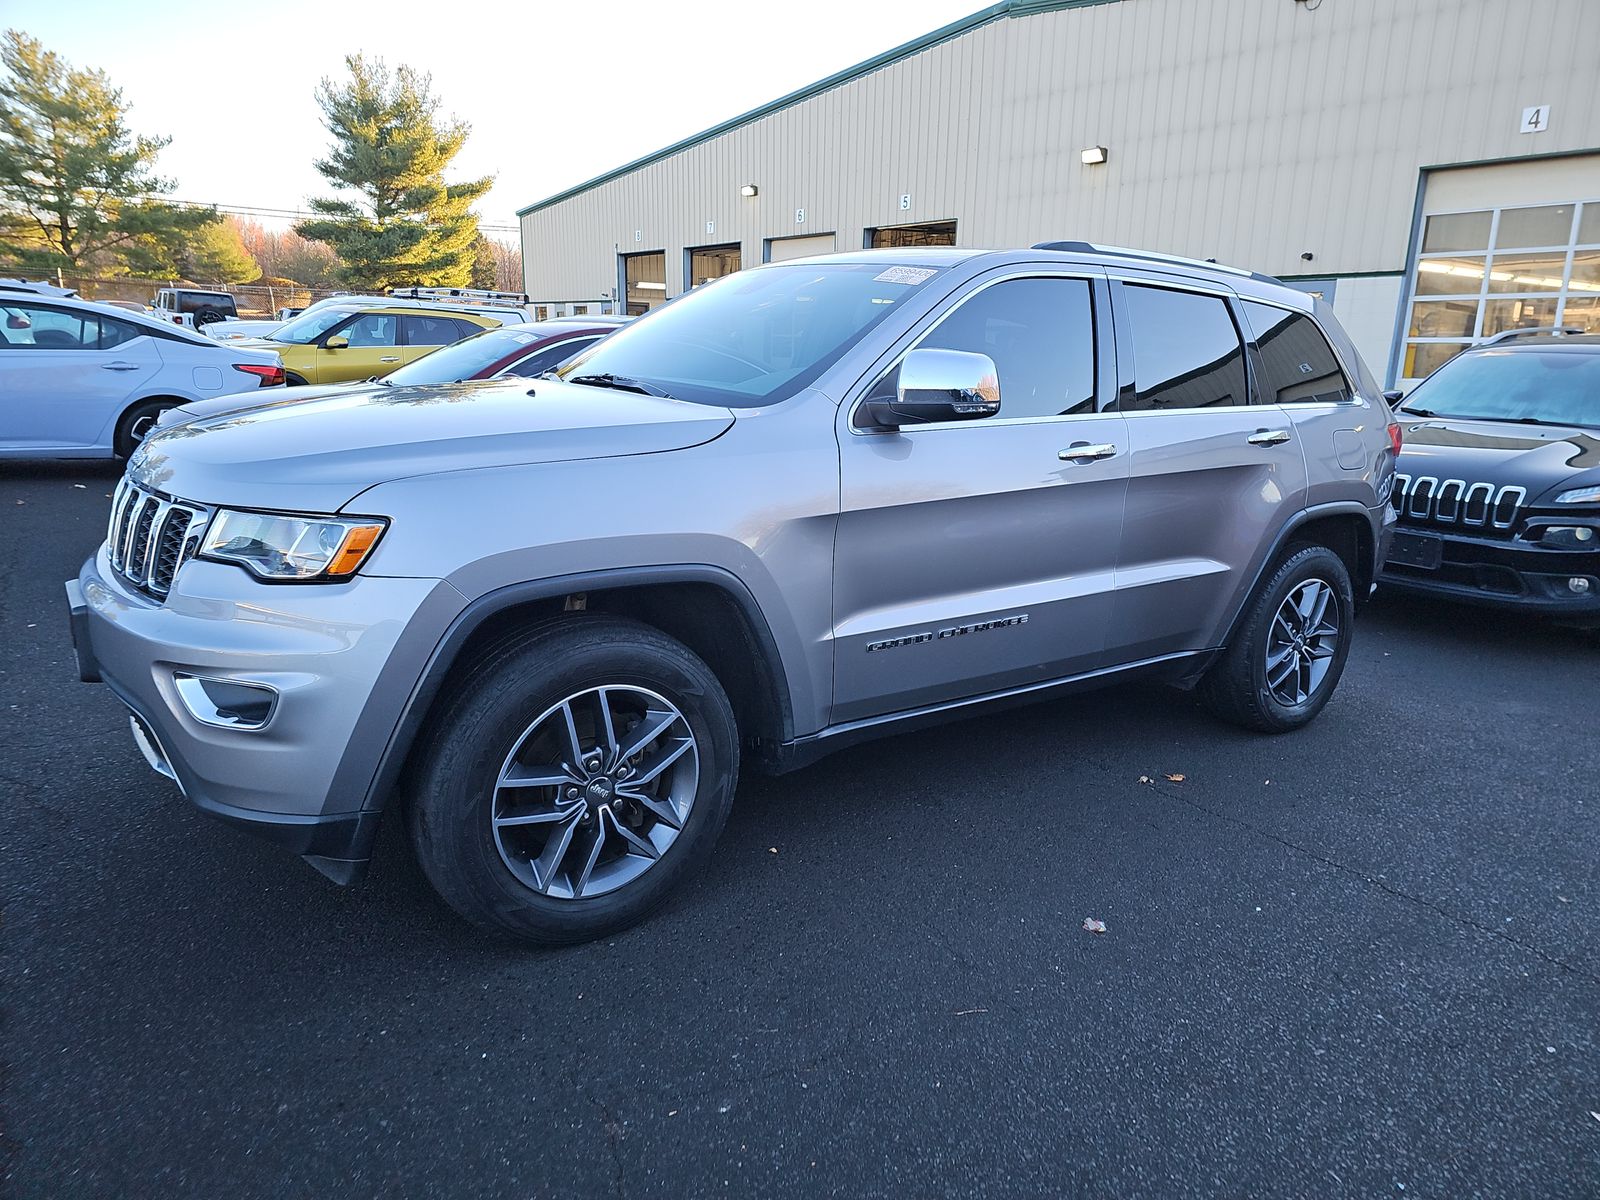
[1379,525,1600,624]
[68,548,453,880]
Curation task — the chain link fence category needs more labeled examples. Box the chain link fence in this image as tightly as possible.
[0,269,350,316]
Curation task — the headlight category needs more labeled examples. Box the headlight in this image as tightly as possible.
[199,509,386,581]
[1555,485,1600,505]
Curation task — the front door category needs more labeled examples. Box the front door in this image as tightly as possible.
[1104,277,1309,665]
[316,311,402,382]
[832,273,1128,723]
[0,301,160,452]
[400,314,471,366]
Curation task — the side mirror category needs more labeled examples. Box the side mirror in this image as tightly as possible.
[6,314,30,329]
[863,348,1001,429]
[1382,389,1405,406]
[324,335,349,350]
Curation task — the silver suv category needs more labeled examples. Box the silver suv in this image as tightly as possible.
[66,244,1398,944]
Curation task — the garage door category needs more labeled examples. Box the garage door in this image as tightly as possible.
[1398,153,1600,383]
[766,234,836,262]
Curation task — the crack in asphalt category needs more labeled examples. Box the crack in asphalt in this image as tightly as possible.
[1144,779,1600,988]
[591,1097,628,1200]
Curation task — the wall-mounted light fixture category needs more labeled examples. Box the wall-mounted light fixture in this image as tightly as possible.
[739,183,759,197]
[637,281,668,291]
[1080,146,1108,166]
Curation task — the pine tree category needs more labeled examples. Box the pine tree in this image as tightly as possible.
[296,55,491,290]
[0,30,215,275]
[181,218,259,284]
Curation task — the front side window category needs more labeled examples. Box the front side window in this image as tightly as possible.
[1118,285,1248,410]
[1397,348,1600,428]
[339,312,398,347]
[901,276,1097,419]
[555,260,948,407]
[0,302,103,349]
[1242,302,1351,405]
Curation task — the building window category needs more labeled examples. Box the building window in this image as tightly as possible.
[622,251,667,316]
[535,306,548,321]
[1403,199,1600,381]
[867,220,957,248]
[687,243,741,287]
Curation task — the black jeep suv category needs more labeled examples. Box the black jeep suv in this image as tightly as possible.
[1383,329,1600,626]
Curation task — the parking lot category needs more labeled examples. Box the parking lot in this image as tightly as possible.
[2,459,1597,1198]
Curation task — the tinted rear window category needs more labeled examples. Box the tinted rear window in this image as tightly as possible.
[1242,302,1351,404]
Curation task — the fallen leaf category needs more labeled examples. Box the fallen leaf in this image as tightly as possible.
[667,1110,679,1117]
[1164,773,1185,783]
[1082,917,1107,934]
[72,483,87,489]
[768,847,778,854]
[1590,1111,1600,1124]
[1138,775,1152,784]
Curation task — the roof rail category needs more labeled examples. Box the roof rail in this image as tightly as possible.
[387,286,531,306]
[1482,325,1584,345]
[0,277,78,298]
[1030,241,1283,285]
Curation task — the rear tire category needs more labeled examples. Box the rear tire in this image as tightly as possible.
[113,399,176,459]
[1198,544,1354,733]
[407,617,739,945]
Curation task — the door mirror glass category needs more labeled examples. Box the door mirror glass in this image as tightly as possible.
[6,314,29,329]
[864,348,1001,428]
[324,335,349,350]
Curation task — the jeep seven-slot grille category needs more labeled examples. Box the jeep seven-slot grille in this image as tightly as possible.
[1392,474,1526,536]
[107,479,211,600]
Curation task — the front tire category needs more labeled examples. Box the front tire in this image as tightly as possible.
[1198,544,1354,733]
[408,617,739,944]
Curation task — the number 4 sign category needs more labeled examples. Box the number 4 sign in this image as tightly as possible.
[1520,105,1551,134]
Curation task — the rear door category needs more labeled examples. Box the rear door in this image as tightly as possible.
[1104,275,1308,664]
[832,270,1128,722]
[0,302,160,452]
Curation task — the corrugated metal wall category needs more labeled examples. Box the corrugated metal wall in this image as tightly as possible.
[520,0,1600,302]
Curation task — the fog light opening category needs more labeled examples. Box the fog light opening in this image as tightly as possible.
[173,673,279,730]
[1568,577,1591,594]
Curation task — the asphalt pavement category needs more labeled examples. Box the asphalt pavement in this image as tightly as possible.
[2,460,1597,1199]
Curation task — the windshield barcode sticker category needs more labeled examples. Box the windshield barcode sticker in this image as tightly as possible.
[873,266,938,285]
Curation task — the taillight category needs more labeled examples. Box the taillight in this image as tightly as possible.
[233,363,286,387]
[1387,422,1403,456]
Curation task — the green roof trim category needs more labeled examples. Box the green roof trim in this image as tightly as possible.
[517,0,1125,218]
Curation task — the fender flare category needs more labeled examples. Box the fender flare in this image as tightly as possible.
[328,564,796,835]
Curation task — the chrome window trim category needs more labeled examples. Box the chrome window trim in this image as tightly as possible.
[844,267,1108,436]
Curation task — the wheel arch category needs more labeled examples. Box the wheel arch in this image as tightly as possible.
[1216,503,1379,652]
[109,393,198,455]
[349,566,797,827]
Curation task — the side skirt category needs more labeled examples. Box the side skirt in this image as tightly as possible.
[759,648,1213,775]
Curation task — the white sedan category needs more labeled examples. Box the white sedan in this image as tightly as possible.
[0,281,284,459]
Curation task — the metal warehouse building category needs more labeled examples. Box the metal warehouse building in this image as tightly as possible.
[518,0,1600,388]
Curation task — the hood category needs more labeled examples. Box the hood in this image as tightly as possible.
[156,380,379,429]
[1395,415,1600,503]
[128,377,736,512]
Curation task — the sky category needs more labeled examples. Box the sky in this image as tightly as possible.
[2,0,981,236]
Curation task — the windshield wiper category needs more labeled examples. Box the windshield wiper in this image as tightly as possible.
[566,373,671,398]
[1399,406,1435,416]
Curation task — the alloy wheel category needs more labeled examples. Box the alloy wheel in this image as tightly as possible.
[1264,578,1340,707]
[491,685,698,900]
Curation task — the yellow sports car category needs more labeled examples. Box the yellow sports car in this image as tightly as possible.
[247,302,505,386]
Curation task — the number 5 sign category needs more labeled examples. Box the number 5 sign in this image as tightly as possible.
[1520,105,1551,134]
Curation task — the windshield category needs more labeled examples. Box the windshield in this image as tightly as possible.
[1400,348,1600,427]
[271,307,357,344]
[552,261,947,406]
[383,327,540,386]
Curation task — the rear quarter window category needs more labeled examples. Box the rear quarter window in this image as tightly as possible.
[1242,302,1352,404]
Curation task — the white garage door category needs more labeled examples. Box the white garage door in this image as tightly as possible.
[1399,153,1600,383]
[766,234,836,262]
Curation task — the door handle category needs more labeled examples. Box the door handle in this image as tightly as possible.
[1247,429,1292,446]
[101,361,141,371]
[379,356,400,363]
[1058,442,1118,461]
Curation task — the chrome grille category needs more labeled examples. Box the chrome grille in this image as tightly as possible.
[106,479,211,599]
[1392,474,1525,532]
